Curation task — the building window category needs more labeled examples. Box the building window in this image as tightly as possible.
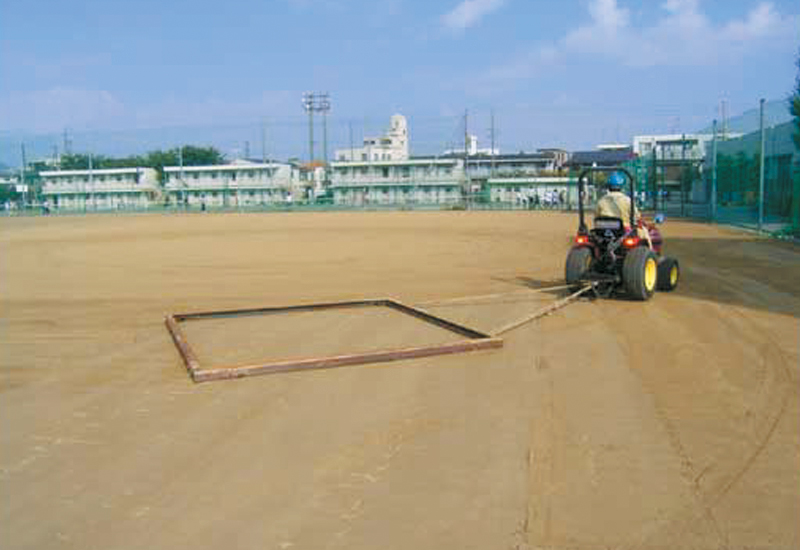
[382,168,389,178]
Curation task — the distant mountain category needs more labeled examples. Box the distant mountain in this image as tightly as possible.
[697,99,792,135]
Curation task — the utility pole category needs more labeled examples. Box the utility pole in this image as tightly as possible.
[711,119,718,222]
[20,143,27,207]
[88,152,94,211]
[261,119,267,163]
[758,98,766,231]
[348,121,354,161]
[721,99,729,140]
[322,96,330,165]
[490,109,496,177]
[302,92,331,164]
[179,146,185,208]
[63,128,72,155]
[464,109,470,208]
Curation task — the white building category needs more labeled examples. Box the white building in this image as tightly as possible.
[40,167,159,210]
[335,114,409,162]
[163,161,299,207]
[0,172,19,187]
[465,152,561,180]
[329,158,464,206]
[632,134,719,161]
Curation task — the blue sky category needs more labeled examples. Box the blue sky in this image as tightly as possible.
[0,0,798,161]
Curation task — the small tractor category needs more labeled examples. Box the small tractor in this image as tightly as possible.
[565,167,679,300]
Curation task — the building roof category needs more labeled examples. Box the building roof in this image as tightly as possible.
[487,176,572,185]
[39,167,152,177]
[332,158,459,167]
[439,152,553,161]
[163,163,283,173]
[567,150,634,166]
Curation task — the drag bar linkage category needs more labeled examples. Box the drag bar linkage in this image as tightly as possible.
[493,284,594,336]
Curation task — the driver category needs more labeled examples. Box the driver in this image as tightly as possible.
[595,172,649,239]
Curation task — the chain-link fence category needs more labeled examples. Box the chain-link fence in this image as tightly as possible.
[3,105,798,238]
[623,114,799,237]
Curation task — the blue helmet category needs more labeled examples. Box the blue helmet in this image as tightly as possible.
[607,171,625,191]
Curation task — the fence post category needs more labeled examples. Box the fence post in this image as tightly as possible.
[711,120,718,222]
[681,133,686,217]
[758,98,766,231]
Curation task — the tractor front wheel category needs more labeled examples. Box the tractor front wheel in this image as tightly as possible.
[622,247,658,300]
[657,257,680,291]
[565,247,592,290]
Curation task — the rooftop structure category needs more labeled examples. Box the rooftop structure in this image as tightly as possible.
[567,149,635,168]
[335,114,409,162]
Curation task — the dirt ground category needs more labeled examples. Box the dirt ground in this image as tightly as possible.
[1,210,798,550]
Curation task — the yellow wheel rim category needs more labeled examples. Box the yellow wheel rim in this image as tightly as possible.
[645,258,657,291]
[670,265,678,286]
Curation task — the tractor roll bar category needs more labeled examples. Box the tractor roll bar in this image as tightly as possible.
[576,166,636,234]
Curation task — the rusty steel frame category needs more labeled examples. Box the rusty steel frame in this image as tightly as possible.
[165,298,503,383]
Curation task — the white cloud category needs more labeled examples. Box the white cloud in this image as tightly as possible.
[481,0,796,85]
[721,2,783,41]
[588,0,630,30]
[441,0,507,32]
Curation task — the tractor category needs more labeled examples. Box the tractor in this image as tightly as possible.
[565,167,679,300]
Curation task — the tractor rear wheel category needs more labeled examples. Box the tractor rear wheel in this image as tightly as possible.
[622,246,658,300]
[657,257,680,291]
[565,247,592,290]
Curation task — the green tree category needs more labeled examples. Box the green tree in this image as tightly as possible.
[0,183,20,204]
[60,153,92,170]
[58,146,226,183]
[179,145,225,166]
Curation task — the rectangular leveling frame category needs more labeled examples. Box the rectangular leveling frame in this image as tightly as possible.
[165,298,503,383]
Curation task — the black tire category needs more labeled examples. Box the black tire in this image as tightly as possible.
[622,246,658,300]
[657,257,680,291]
[565,246,592,289]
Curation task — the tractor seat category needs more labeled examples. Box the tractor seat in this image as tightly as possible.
[590,217,626,247]
[592,216,625,234]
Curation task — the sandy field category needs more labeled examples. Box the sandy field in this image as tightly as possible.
[1,210,798,550]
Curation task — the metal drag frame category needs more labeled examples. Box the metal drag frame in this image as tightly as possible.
[165,298,503,383]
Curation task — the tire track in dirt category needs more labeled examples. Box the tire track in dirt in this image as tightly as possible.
[619,268,796,549]
[524,356,558,548]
